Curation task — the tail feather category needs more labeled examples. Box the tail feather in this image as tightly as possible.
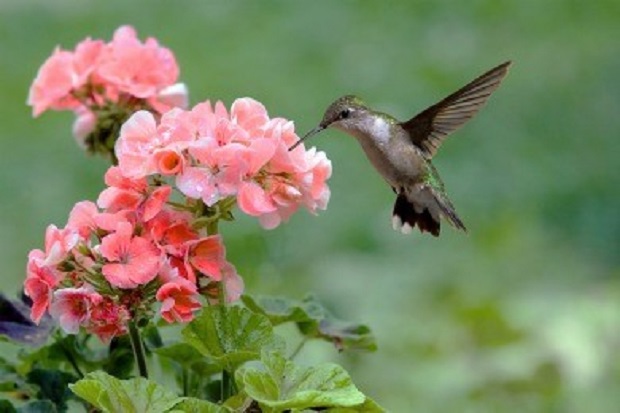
[392,193,466,236]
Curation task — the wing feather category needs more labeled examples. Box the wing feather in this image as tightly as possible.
[400,61,512,158]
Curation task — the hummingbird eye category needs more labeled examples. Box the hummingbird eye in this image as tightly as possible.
[339,109,351,119]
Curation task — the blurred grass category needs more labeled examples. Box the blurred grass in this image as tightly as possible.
[1,0,619,411]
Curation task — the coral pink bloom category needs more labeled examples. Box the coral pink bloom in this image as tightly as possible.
[97,166,169,221]
[186,236,226,281]
[156,277,201,323]
[72,108,97,147]
[67,201,99,238]
[114,111,159,179]
[24,250,58,323]
[116,109,194,180]
[97,26,179,98]
[188,100,230,142]
[150,82,189,113]
[152,149,184,176]
[43,225,80,266]
[221,262,244,303]
[72,38,106,84]
[176,166,221,206]
[100,222,160,288]
[147,209,198,257]
[97,166,147,211]
[28,48,79,117]
[49,287,101,334]
[306,150,332,207]
[28,38,104,117]
[230,98,269,135]
[142,185,172,221]
[87,298,130,342]
[237,181,277,217]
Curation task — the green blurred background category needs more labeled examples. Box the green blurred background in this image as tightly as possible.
[1,0,619,411]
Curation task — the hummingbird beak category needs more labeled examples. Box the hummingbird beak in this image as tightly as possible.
[289,125,325,151]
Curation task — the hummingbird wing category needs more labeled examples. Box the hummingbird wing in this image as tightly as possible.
[400,61,511,158]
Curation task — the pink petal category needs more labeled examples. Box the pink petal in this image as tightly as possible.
[142,186,172,221]
[237,181,276,216]
[176,167,220,206]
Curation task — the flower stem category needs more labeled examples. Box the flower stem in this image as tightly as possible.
[221,369,232,402]
[56,334,84,378]
[206,219,219,236]
[128,321,148,378]
[290,337,309,360]
[204,217,235,401]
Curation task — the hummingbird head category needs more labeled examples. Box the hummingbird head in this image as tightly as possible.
[289,95,370,150]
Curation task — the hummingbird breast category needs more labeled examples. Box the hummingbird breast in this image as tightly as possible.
[341,117,425,189]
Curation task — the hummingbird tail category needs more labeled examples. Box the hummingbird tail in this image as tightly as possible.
[392,193,466,236]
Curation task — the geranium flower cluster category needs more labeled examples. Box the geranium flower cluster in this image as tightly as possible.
[25,25,333,344]
[24,166,243,342]
[116,97,332,229]
[28,25,187,155]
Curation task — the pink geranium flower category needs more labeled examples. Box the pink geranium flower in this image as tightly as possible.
[97,166,171,222]
[43,224,80,267]
[147,209,198,258]
[221,262,244,303]
[99,222,160,288]
[49,287,102,334]
[87,298,130,342]
[96,26,179,99]
[186,236,226,281]
[156,277,201,323]
[28,48,80,117]
[67,201,99,239]
[24,250,58,324]
[114,97,332,230]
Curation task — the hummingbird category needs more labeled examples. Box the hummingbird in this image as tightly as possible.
[290,61,511,236]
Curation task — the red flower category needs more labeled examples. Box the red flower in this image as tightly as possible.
[156,277,201,323]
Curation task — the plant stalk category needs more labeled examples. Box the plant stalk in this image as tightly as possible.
[128,320,149,378]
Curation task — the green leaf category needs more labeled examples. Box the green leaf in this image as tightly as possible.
[18,400,58,413]
[243,294,377,352]
[241,294,326,326]
[314,318,377,353]
[170,397,227,413]
[102,335,135,379]
[26,369,76,411]
[155,342,222,379]
[155,342,208,367]
[0,399,17,412]
[182,305,283,370]
[236,351,365,411]
[326,396,386,412]
[69,371,182,413]
[141,324,164,350]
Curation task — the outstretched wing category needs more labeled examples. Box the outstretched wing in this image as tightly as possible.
[400,61,511,158]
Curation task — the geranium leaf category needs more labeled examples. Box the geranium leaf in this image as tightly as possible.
[154,342,207,367]
[17,400,58,413]
[241,294,326,326]
[69,371,182,413]
[102,335,135,379]
[169,397,227,413]
[314,318,377,353]
[26,369,77,411]
[182,305,283,370]
[236,351,365,411]
[243,294,377,352]
[0,400,16,412]
[326,396,386,412]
